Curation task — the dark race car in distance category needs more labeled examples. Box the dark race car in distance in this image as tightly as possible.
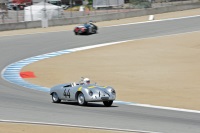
[74,22,98,35]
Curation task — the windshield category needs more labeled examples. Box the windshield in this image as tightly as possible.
[48,1,61,6]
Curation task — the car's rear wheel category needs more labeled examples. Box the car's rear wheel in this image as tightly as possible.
[52,92,61,103]
[78,93,87,106]
[92,27,97,34]
[103,100,113,107]
[86,31,89,35]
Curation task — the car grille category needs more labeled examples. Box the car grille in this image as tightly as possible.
[101,97,109,100]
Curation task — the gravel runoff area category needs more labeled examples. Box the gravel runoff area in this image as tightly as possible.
[1,8,200,133]
[0,122,130,133]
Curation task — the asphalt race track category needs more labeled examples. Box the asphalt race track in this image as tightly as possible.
[1,16,200,133]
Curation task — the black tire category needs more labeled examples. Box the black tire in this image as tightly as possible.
[86,29,90,35]
[52,92,61,103]
[78,30,82,35]
[77,93,87,106]
[93,29,97,34]
[103,100,113,107]
[74,32,78,35]
[94,26,98,31]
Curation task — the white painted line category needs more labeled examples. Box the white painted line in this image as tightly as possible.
[134,104,200,114]
[0,119,160,133]
[114,101,200,114]
[0,15,199,37]
[103,15,200,27]
[66,29,200,54]
[0,68,6,79]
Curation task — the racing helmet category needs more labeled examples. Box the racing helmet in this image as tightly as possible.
[89,21,93,24]
[83,78,90,84]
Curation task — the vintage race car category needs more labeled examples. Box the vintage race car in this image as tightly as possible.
[50,81,116,107]
[74,23,98,35]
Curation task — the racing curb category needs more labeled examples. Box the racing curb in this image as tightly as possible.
[1,41,126,92]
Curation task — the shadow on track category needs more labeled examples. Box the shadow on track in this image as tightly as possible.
[59,102,118,107]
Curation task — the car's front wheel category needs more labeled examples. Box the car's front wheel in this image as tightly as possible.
[78,93,87,106]
[103,100,113,107]
[93,29,97,34]
[52,92,61,103]
[78,30,82,35]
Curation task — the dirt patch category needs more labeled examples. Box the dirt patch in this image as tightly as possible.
[0,122,129,133]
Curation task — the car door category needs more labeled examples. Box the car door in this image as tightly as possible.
[61,85,72,100]
[61,83,78,101]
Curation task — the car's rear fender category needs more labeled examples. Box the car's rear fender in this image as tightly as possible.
[50,84,67,98]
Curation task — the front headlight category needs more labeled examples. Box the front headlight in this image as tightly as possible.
[111,89,116,95]
[89,90,93,96]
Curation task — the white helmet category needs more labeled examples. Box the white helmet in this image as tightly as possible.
[83,78,90,84]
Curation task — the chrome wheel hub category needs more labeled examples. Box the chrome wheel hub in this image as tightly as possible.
[78,94,84,104]
[53,93,58,101]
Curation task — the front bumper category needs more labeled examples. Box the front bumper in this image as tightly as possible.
[85,94,116,102]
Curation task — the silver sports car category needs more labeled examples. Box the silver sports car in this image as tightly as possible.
[50,81,116,107]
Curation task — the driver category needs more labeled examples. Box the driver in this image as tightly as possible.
[89,21,94,27]
[83,78,90,85]
[80,77,90,85]
[84,22,90,28]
